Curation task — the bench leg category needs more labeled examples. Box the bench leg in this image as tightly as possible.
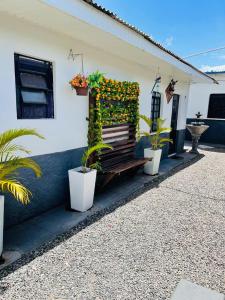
[129,167,139,176]
[101,173,116,189]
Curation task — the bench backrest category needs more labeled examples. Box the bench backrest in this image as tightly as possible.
[98,123,136,170]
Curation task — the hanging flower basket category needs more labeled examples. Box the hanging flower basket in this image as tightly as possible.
[69,74,88,96]
[75,86,88,96]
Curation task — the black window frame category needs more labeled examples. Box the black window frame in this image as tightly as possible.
[14,53,54,119]
[151,91,161,131]
[208,94,225,119]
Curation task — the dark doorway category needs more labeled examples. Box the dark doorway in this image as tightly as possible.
[169,94,180,154]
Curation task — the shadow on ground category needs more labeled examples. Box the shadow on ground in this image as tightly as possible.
[198,144,225,153]
[0,153,204,283]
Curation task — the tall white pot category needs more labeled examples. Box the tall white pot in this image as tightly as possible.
[144,148,162,175]
[68,167,97,212]
[0,196,4,256]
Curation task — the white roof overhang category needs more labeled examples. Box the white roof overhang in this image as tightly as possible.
[0,0,216,84]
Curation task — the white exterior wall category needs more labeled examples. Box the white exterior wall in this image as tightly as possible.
[0,14,190,157]
[188,74,225,118]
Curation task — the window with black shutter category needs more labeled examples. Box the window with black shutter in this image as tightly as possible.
[14,54,54,119]
[208,94,225,119]
[151,92,161,131]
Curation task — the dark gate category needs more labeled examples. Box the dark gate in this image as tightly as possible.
[169,94,180,154]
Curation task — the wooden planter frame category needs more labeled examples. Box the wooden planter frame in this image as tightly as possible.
[88,93,149,188]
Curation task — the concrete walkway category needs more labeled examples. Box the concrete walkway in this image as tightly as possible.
[171,280,224,300]
[0,145,225,299]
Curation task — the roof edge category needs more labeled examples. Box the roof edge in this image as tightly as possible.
[83,0,217,84]
[206,71,225,75]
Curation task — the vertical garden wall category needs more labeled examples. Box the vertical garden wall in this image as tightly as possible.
[88,77,140,147]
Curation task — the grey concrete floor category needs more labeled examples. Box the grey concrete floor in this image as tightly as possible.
[0,146,225,299]
[171,280,224,300]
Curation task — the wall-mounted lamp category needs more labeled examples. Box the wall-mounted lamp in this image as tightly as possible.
[151,76,161,94]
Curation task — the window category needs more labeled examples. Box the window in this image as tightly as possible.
[14,54,54,119]
[208,94,225,119]
[151,92,161,131]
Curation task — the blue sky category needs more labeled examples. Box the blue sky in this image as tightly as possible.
[95,0,225,71]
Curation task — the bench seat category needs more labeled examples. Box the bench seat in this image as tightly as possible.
[93,123,151,188]
[103,158,149,174]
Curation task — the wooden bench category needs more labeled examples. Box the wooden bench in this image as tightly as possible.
[95,123,150,187]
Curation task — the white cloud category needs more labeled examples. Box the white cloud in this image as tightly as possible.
[201,64,225,73]
[165,36,174,47]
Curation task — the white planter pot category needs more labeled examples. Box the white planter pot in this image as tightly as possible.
[0,196,4,256]
[144,148,162,175]
[68,167,97,212]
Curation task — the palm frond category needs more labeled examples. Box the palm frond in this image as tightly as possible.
[0,179,31,205]
[89,161,102,172]
[139,131,151,138]
[156,119,171,132]
[159,138,173,144]
[0,144,31,163]
[156,118,165,129]
[139,115,173,150]
[0,128,44,204]
[81,143,113,170]
[0,128,44,149]
[0,158,42,179]
[157,127,172,134]
[139,115,153,128]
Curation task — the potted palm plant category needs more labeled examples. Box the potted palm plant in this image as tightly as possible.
[0,128,44,260]
[139,115,173,175]
[68,143,112,212]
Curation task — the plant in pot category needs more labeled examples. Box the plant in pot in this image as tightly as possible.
[69,74,88,96]
[0,128,44,260]
[139,115,173,175]
[68,143,112,212]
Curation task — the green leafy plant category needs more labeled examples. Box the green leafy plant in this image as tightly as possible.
[139,115,173,150]
[81,143,113,173]
[0,129,44,204]
[87,71,104,90]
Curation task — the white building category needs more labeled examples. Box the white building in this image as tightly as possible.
[188,67,225,118]
[187,67,225,144]
[0,0,214,227]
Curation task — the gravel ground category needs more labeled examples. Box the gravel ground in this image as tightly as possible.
[0,147,225,300]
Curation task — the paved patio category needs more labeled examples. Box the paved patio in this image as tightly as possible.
[0,145,225,299]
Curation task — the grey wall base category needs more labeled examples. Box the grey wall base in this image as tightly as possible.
[5,129,186,228]
[186,118,225,145]
[4,147,85,228]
